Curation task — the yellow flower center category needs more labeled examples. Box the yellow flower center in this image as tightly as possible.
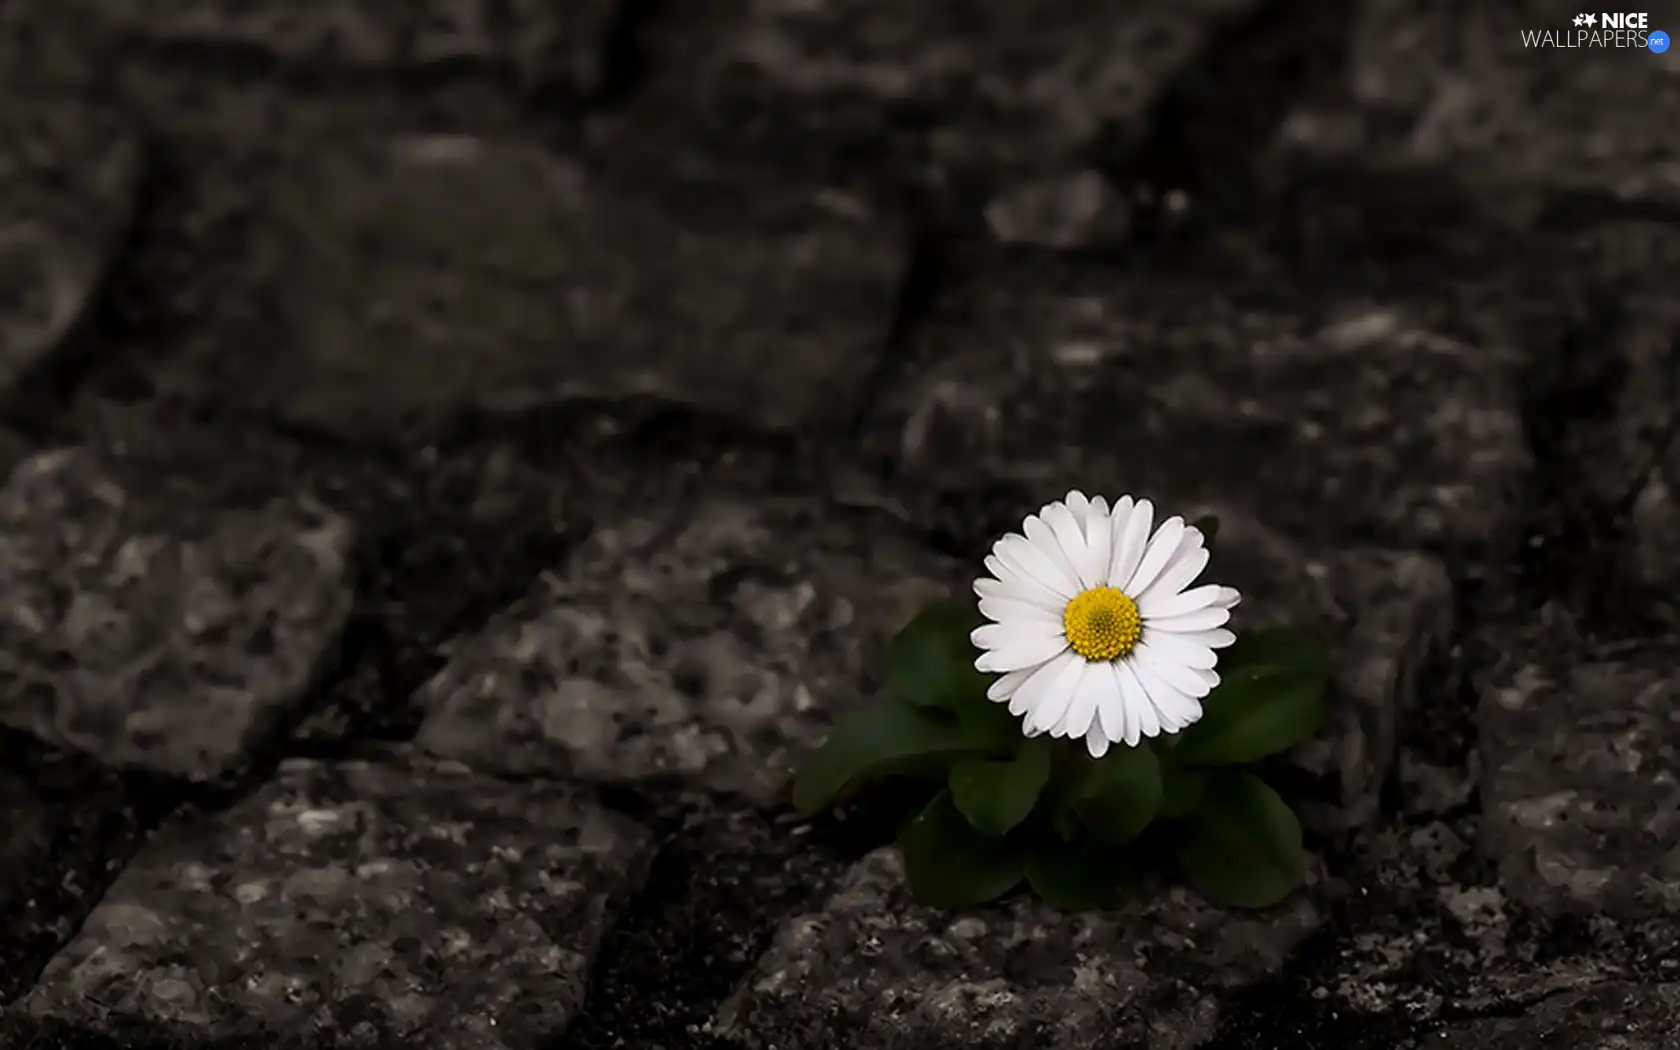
[1062,586,1142,662]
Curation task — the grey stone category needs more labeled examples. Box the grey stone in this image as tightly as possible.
[632,0,1257,184]
[710,846,1326,1050]
[0,448,354,779]
[1421,983,1680,1049]
[20,753,656,1049]
[1568,222,1680,597]
[414,487,966,805]
[209,134,905,436]
[62,0,619,97]
[862,259,1531,551]
[0,749,150,1006]
[983,171,1130,249]
[1320,818,1622,1021]
[0,92,140,394]
[1176,508,1453,833]
[1479,645,1680,918]
[1274,2,1680,204]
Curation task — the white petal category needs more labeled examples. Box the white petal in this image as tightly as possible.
[971,621,1061,653]
[1139,583,1226,619]
[1133,638,1215,698]
[1146,605,1233,633]
[1064,490,1091,520]
[1112,660,1154,741]
[978,596,1062,627]
[1136,533,1208,605]
[997,533,1079,600]
[1085,722,1111,758]
[1025,654,1085,734]
[1008,650,1077,718]
[1124,685,1142,745]
[1125,515,1186,596]
[1057,664,1103,740]
[982,553,1042,599]
[1042,501,1101,588]
[1213,586,1242,609]
[976,631,1070,673]
[1095,663,1125,742]
[1127,658,1202,732]
[977,574,1065,613]
[1107,497,1153,588]
[1155,624,1236,651]
[1021,515,1086,593]
[1083,496,1113,587]
[1134,685,1162,739]
[987,666,1035,702]
[1142,630,1218,670]
[1191,667,1220,692]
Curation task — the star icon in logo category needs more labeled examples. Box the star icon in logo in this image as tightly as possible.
[1574,13,1587,24]
[1584,12,1597,25]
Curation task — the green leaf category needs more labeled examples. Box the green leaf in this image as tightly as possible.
[950,737,1053,836]
[792,703,986,816]
[1192,514,1220,545]
[1158,763,1207,820]
[1026,840,1135,912]
[899,789,1025,908]
[1173,770,1305,909]
[888,600,990,712]
[1065,741,1163,845]
[951,692,1026,752]
[1172,630,1329,766]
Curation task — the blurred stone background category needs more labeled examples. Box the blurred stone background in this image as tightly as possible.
[0,1,1676,1048]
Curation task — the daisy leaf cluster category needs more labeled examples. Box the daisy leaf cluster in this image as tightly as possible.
[792,492,1328,913]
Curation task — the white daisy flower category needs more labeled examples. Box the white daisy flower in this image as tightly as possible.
[970,492,1241,759]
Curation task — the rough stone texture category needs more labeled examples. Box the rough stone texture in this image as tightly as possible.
[414,486,966,806]
[1319,816,1624,1023]
[711,846,1327,1050]
[0,93,141,395]
[60,0,621,99]
[863,258,1531,552]
[1479,642,1680,920]
[1570,221,1680,597]
[616,0,1253,209]
[21,752,656,1049]
[0,734,155,1007]
[152,134,906,437]
[1421,983,1680,1049]
[1151,506,1455,833]
[0,448,354,779]
[1274,0,1680,204]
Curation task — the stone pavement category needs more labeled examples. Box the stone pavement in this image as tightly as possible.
[0,1,1675,1048]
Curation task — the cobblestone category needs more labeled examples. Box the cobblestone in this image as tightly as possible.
[20,752,655,1049]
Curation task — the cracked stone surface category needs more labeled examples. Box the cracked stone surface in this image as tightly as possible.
[1317,816,1626,1024]
[0,448,355,779]
[64,0,620,98]
[1275,0,1680,204]
[0,92,141,396]
[1419,983,1680,1049]
[1148,506,1454,834]
[861,256,1531,551]
[0,738,153,1007]
[414,483,967,806]
[1479,633,1680,920]
[155,135,906,437]
[710,846,1327,1050]
[619,0,1254,203]
[20,752,656,1049]
[1569,220,1680,597]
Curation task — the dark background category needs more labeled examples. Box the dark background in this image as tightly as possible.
[0,2,1677,1048]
